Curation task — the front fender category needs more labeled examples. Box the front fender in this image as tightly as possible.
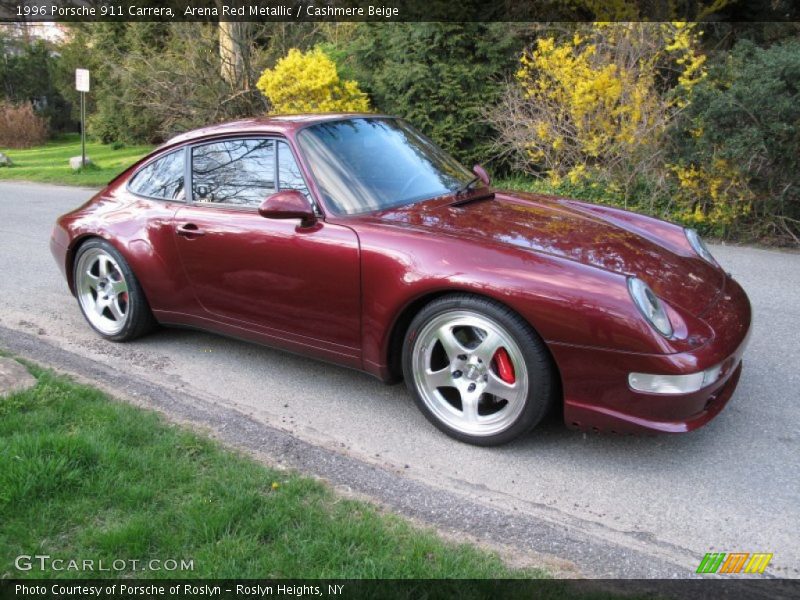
[350,220,697,379]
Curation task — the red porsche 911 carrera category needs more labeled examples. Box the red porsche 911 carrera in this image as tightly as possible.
[50,114,751,445]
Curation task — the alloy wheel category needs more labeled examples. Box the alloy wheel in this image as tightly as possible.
[411,310,529,437]
[76,247,130,336]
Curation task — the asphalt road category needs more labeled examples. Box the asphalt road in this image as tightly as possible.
[1,181,798,578]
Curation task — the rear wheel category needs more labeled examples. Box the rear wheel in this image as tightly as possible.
[402,294,555,446]
[73,239,155,341]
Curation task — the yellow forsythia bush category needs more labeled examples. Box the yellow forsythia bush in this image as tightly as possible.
[492,23,706,202]
[670,160,753,229]
[256,47,370,114]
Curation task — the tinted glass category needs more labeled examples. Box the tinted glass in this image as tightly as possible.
[191,139,275,206]
[297,118,474,215]
[128,149,185,200]
[277,141,309,198]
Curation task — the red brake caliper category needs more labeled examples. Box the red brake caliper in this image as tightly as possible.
[492,348,516,384]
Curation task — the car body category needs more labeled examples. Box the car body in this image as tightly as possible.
[50,114,751,444]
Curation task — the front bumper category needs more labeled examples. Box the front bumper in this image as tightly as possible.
[552,275,752,434]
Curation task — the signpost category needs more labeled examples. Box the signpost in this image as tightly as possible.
[75,69,90,168]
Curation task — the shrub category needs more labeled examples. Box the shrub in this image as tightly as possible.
[669,39,800,243]
[490,23,706,204]
[256,47,370,114]
[0,102,48,148]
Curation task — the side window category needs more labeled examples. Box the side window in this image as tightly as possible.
[277,141,309,198]
[128,149,185,200]
[191,139,275,206]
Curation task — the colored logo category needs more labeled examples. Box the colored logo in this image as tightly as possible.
[696,552,773,574]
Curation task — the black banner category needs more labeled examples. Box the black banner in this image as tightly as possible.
[3,580,800,600]
[1,0,799,22]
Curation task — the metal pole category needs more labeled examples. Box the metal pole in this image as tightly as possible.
[80,91,86,168]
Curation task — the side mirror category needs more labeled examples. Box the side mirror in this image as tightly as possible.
[258,190,317,227]
[472,164,491,187]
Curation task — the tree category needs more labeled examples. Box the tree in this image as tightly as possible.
[670,39,800,242]
[332,23,523,166]
[0,27,72,133]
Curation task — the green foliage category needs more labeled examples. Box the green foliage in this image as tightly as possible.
[0,30,72,133]
[670,39,800,242]
[332,23,523,166]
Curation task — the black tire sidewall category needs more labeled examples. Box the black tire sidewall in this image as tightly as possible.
[402,294,555,446]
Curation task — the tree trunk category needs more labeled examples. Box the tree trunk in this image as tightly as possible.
[218,22,251,89]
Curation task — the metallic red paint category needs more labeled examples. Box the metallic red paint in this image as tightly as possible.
[50,114,752,435]
[258,189,317,226]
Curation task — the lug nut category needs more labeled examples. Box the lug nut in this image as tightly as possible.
[458,354,467,361]
[452,370,462,379]
[467,383,476,392]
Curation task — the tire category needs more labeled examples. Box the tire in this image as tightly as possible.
[72,238,156,342]
[402,294,555,446]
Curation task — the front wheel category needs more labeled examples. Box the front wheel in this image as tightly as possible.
[402,295,555,446]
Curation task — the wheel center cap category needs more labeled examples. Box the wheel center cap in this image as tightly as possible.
[464,357,486,381]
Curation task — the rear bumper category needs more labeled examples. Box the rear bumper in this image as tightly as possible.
[552,275,751,434]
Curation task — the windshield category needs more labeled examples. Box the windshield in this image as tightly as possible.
[297,118,474,215]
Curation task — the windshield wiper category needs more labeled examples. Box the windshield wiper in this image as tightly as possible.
[454,176,480,198]
[450,178,494,207]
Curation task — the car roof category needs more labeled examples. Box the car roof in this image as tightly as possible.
[163,113,390,147]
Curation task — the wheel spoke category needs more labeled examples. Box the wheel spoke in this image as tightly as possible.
[424,367,452,389]
[109,278,128,295]
[484,372,518,402]
[436,324,468,361]
[461,393,480,422]
[473,330,503,364]
[108,299,125,321]
[94,296,107,315]
[85,270,100,290]
[98,256,110,277]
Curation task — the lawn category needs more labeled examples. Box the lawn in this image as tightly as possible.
[0,360,548,581]
[0,134,153,187]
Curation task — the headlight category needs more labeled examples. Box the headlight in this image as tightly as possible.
[628,277,673,338]
[685,228,717,265]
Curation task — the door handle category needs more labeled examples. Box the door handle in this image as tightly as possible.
[176,223,205,237]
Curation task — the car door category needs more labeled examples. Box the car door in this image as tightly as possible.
[172,136,361,356]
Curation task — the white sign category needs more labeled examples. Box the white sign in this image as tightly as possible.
[75,69,90,92]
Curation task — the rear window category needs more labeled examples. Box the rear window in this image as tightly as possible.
[128,149,186,201]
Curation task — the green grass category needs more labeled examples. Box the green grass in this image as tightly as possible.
[0,134,153,187]
[0,361,547,580]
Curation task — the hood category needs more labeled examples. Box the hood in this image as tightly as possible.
[370,191,724,316]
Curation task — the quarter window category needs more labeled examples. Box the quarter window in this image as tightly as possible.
[277,141,310,199]
[128,149,185,200]
[191,139,276,206]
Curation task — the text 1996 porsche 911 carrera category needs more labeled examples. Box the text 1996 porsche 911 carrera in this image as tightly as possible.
[50,114,751,445]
